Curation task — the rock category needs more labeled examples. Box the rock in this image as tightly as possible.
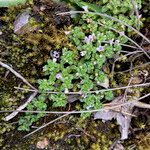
[14,10,39,35]
[14,10,30,34]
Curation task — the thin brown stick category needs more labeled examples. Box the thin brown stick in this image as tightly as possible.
[5,92,38,121]
[99,22,150,59]
[131,0,140,30]
[23,113,71,138]
[132,101,150,109]
[58,11,150,44]
[14,82,150,95]
[0,93,150,115]
[0,61,37,90]
[117,62,150,73]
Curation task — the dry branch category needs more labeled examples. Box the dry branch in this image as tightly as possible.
[131,0,140,31]
[23,113,71,138]
[0,92,150,115]
[0,61,38,121]
[58,11,150,44]
[0,61,37,90]
[5,91,38,121]
[14,82,150,95]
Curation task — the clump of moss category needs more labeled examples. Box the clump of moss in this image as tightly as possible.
[12,114,118,149]
[0,0,71,79]
[36,116,119,150]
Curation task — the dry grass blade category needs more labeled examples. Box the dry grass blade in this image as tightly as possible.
[5,91,38,121]
[0,61,37,90]
[132,101,150,109]
[58,11,150,44]
[23,113,71,138]
[14,82,150,95]
[131,0,140,30]
[0,92,150,115]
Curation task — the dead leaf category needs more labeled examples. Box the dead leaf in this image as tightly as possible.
[94,110,116,121]
[94,96,134,140]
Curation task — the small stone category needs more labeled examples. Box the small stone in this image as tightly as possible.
[36,137,49,149]
[14,11,30,34]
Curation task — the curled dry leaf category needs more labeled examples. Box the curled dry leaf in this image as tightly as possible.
[36,137,49,149]
[94,96,134,140]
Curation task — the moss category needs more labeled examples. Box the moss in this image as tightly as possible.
[0,1,71,148]
[32,116,118,150]
[0,0,71,80]
[7,115,118,149]
[0,0,150,149]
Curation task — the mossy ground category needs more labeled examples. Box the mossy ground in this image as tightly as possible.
[0,0,150,149]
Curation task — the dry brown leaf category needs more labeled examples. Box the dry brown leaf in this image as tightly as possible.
[94,96,134,140]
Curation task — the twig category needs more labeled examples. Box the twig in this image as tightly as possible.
[117,62,150,73]
[0,61,38,121]
[5,91,38,121]
[111,50,142,81]
[23,112,71,138]
[99,22,150,59]
[102,41,138,49]
[14,82,150,95]
[0,93,150,115]
[131,0,140,31]
[0,61,37,90]
[14,87,36,92]
[132,101,150,109]
[76,127,96,140]
[58,11,150,44]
